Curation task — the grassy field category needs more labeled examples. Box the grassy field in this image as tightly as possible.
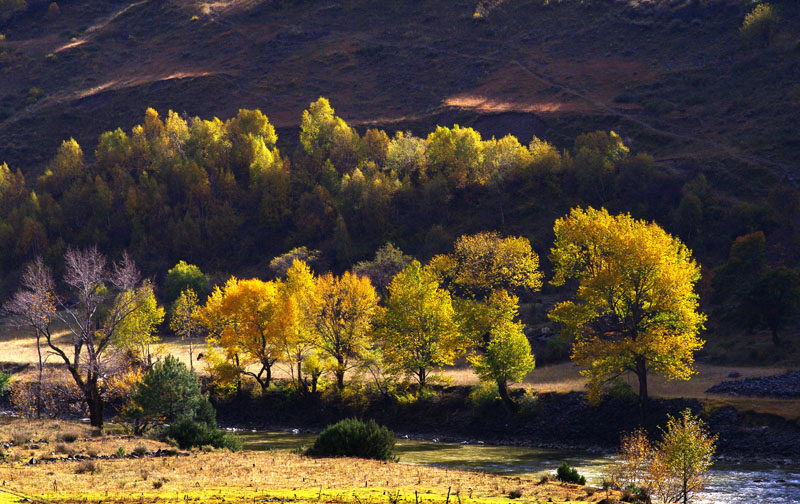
[0,418,615,504]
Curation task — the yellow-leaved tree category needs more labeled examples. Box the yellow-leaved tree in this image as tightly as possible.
[303,270,379,390]
[198,277,296,391]
[548,207,706,420]
[431,231,542,411]
[113,281,165,367]
[379,260,465,391]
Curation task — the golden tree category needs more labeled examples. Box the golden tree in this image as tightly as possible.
[548,207,706,420]
[303,270,379,390]
[113,281,165,367]
[198,277,296,391]
[379,260,464,390]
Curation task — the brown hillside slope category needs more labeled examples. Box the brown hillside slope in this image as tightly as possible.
[0,0,798,195]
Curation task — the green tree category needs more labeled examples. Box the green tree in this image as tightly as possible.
[742,266,800,346]
[379,261,464,390]
[353,242,413,298]
[549,207,706,421]
[431,232,542,410]
[164,260,210,305]
[169,288,201,369]
[124,356,202,433]
[114,282,165,367]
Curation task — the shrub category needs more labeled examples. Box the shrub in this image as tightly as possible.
[133,444,148,456]
[306,418,396,461]
[75,460,100,474]
[0,371,11,396]
[12,431,30,446]
[740,3,779,47]
[161,397,242,451]
[555,462,586,485]
[59,431,79,443]
[468,382,500,410]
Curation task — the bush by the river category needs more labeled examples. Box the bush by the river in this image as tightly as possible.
[306,418,396,461]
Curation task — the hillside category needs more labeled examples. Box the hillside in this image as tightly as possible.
[1,0,798,194]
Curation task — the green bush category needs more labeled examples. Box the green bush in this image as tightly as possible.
[0,371,11,396]
[555,462,586,485]
[306,418,396,461]
[162,397,242,451]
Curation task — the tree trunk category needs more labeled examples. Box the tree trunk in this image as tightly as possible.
[497,380,517,413]
[635,357,649,423]
[188,341,194,371]
[87,381,104,428]
[336,357,345,390]
[771,326,781,346]
[36,333,43,419]
[418,368,426,393]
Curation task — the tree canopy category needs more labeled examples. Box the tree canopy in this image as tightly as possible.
[549,207,706,419]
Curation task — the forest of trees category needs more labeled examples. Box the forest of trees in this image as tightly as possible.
[1,97,797,298]
[1,98,798,427]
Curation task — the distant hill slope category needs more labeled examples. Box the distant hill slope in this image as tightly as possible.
[1,0,798,196]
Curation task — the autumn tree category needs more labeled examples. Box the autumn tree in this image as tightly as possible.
[197,277,296,391]
[3,258,56,419]
[549,207,706,420]
[169,288,201,369]
[379,261,464,390]
[6,248,154,427]
[303,270,379,390]
[113,282,165,367]
[740,3,779,47]
[282,260,318,392]
[653,409,717,504]
[431,231,542,410]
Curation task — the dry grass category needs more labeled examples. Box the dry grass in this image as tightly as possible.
[0,434,617,504]
[0,417,169,463]
[3,323,796,420]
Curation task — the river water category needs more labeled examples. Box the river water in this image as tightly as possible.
[238,431,800,504]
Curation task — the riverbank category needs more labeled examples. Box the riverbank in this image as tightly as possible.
[213,386,800,463]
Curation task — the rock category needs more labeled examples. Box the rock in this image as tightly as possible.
[728,371,741,378]
[707,371,800,398]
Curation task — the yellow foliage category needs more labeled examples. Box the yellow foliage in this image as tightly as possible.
[303,269,379,389]
[198,277,297,390]
[548,207,706,405]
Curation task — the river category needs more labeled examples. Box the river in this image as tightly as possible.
[237,430,800,504]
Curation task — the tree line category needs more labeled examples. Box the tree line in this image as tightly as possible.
[5,207,707,427]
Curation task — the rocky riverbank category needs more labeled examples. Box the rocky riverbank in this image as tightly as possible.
[706,371,800,398]
[213,386,800,462]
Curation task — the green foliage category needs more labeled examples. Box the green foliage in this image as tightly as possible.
[306,418,396,461]
[0,370,10,396]
[555,462,586,485]
[162,395,242,451]
[379,260,463,388]
[164,261,210,305]
[741,266,800,346]
[125,356,202,432]
[468,382,501,410]
[741,3,779,47]
[353,243,413,297]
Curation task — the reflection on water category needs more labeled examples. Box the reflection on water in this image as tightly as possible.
[238,431,800,504]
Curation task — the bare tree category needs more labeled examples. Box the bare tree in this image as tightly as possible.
[3,258,57,419]
[5,247,150,428]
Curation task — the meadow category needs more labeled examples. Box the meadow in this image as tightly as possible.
[0,418,616,504]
